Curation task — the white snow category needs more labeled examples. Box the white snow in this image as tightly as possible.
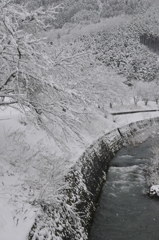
[0,107,42,240]
[150,185,159,196]
[0,100,159,240]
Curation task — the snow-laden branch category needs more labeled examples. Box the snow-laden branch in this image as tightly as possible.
[0,0,91,145]
[0,100,17,105]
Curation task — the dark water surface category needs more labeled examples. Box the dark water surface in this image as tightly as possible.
[89,135,159,240]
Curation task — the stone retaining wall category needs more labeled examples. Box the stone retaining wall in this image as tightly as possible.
[28,117,159,240]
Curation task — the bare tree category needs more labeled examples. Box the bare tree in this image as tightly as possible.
[131,81,159,106]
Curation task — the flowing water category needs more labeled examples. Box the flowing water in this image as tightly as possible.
[89,135,159,240]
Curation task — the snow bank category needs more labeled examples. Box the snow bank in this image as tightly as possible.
[0,106,55,240]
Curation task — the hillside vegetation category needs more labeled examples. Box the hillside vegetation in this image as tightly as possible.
[42,0,159,88]
[15,0,152,28]
[45,1,159,105]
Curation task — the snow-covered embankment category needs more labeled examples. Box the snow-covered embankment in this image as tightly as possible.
[28,117,159,240]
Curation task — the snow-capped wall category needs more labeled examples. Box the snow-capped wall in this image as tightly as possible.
[28,117,159,240]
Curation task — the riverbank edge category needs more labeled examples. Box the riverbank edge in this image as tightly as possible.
[28,117,159,240]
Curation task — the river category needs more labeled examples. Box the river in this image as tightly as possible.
[89,133,159,240]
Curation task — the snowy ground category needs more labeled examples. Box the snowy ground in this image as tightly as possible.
[1,100,159,240]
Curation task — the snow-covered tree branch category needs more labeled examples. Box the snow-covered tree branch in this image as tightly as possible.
[0,0,89,144]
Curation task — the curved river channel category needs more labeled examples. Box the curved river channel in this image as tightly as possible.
[89,134,159,240]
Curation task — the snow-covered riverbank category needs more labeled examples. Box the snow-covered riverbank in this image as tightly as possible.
[1,101,159,239]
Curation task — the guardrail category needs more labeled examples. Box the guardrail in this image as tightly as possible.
[111,109,159,115]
